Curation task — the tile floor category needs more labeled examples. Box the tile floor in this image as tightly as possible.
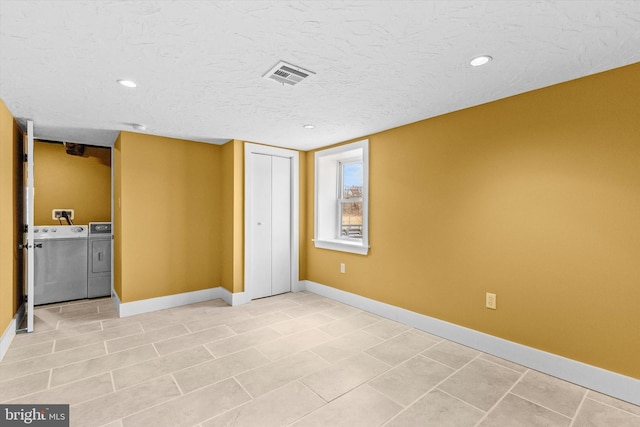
[1,292,639,427]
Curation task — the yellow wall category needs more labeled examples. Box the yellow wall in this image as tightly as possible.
[305,62,640,379]
[0,99,23,334]
[113,134,123,300]
[114,132,223,302]
[221,139,244,293]
[298,151,307,280]
[33,141,111,225]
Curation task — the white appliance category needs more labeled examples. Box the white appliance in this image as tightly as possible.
[34,225,88,305]
[88,222,111,298]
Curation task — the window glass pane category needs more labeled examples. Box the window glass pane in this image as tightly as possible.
[342,162,362,199]
[341,201,362,237]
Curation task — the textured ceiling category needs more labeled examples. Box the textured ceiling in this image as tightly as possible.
[1,0,639,150]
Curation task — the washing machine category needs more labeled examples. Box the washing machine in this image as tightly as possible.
[34,225,88,305]
[88,222,112,298]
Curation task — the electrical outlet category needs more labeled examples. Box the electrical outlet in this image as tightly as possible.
[52,209,74,220]
[486,292,497,310]
[340,263,346,274]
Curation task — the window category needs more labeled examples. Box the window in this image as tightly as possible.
[315,140,369,255]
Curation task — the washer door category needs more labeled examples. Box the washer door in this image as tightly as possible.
[34,239,88,305]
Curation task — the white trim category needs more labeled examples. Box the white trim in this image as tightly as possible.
[244,143,299,301]
[299,280,640,407]
[314,139,369,255]
[115,287,222,317]
[0,312,19,362]
[112,286,251,317]
[218,287,250,306]
[25,120,35,332]
[0,320,17,362]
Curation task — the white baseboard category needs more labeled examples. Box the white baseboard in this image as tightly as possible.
[301,280,640,407]
[115,287,223,317]
[0,316,17,363]
[113,286,251,317]
[219,287,250,306]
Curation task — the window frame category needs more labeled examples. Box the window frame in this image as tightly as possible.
[314,139,369,255]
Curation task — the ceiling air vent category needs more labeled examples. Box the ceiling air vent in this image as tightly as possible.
[263,61,315,86]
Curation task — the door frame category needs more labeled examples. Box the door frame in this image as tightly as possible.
[244,143,299,300]
[24,120,35,332]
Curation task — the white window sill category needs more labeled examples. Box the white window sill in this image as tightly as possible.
[314,239,369,255]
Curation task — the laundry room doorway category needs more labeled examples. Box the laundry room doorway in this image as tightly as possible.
[244,143,299,300]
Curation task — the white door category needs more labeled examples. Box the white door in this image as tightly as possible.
[248,153,291,299]
[22,120,35,332]
[245,143,298,301]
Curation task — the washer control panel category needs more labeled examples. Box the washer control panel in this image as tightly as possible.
[33,225,88,239]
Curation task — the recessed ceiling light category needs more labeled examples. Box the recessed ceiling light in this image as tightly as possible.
[470,55,492,67]
[132,123,146,131]
[117,79,137,88]
[303,124,315,129]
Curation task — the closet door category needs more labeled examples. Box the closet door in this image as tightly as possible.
[248,153,291,299]
[271,156,291,295]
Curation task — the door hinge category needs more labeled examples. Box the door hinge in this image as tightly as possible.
[23,153,28,162]
[23,224,28,233]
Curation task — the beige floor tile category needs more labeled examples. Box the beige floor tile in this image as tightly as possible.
[270,312,334,336]
[57,311,118,328]
[9,373,113,406]
[205,327,281,358]
[153,325,235,356]
[362,319,411,340]
[386,389,484,427]
[511,370,586,417]
[55,324,144,352]
[50,344,157,387]
[257,328,334,361]
[173,348,270,394]
[438,358,522,411]
[282,300,335,318]
[0,343,106,382]
[133,311,185,332]
[310,330,383,363]
[237,299,302,317]
[421,340,480,369]
[227,311,292,334]
[573,397,640,427]
[100,316,143,331]
[112,346,213,390]
[479,353,528,373]
[479,393,571,426]
[319,312,382,337]
[366,330,439,366]
[322,304,362,319]
[293,385,402,427]
[52,303,99,317]
[0,371,50,402]
[235,350,330,398]
[202,381,325,427]
[301,353,390,401]
[32,309,61,330]
[183,310,253,333]
[1,340,54,363]
[7,323,101,349]
[369,355,454,407]
[106,324,190,353]
[586,391,640,417]
[3,295,636,427]
[122,378,251,427]
[71,375,181,427]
